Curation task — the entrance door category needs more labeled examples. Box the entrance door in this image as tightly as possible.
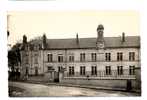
[54,66,62,82]
[54,71,59,82]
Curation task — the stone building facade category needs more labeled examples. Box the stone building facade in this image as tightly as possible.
[20,24,140,89]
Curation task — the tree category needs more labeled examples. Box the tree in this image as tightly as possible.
[8,43,22,80]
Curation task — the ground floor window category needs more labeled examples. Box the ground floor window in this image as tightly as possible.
[80,66,86,75]
[25,67,29,75]
[105,66,111,75]
[69,66,74,75]
[129,66,135,75]
[35,67,38,76]
[117,66,123,75]
[91,66,97,75]
[58,66,62,72]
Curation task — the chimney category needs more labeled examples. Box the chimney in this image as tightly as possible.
[42,33,47,49]
[76,33,79,45]
[23,34,27,44]
[122,32,125,42]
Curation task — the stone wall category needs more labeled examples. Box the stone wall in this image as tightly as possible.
[60,77,136,89]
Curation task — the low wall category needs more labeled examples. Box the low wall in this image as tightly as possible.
[60,77,136,89]
[27,75,49,82]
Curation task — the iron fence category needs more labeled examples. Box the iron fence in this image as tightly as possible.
[64,69,135,79]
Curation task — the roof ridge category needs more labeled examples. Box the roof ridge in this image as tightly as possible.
[46,36,140,40]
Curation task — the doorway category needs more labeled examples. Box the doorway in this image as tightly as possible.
[54,72,59,82]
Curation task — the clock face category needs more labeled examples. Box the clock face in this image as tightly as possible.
[98,31,103,37]
[97,43,104,48]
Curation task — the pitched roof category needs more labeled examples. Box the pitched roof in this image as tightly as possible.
[29,36,140,50]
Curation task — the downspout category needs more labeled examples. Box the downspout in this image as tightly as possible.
[43,49,44,74]
[64,49,67,76]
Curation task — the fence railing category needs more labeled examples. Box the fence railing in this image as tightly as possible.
[64,69,136,79]
[44,60,140,63]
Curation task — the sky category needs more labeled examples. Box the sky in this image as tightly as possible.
[7,11,139,46]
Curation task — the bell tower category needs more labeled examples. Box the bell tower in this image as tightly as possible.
[96,24,105,49]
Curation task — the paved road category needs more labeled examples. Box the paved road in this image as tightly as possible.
[9,82,140,97]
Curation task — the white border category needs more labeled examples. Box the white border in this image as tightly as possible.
[0,0,147,100]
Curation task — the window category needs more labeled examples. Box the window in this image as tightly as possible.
[105,53,111,61]
[69,66,74,75]
[129,52,135,61]
[58,54,63,62]
[48,66,53,72]
[129,66,135,75]
[91,53,97,61]
[35,67,38,76]
[58,66,62,72]
[105,66,111,75]
[34,57,38,64]
[117,66,123,75]
[80,66,86,75]
[69,55,74,62]
[47,54,53,62]
[34,53,38,56]
[117,52,123,61]
[80,53,85,62]
[91,66,97,75]
[25,52,29,56]
[25,57,29,64]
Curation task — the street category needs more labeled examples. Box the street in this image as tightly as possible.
[9,82,140,97]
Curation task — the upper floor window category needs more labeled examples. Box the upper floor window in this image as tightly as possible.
[105,66,111,75]
[80,66,86,75]
[105,53,111,61]
[25,52,29,56]
[69,55,74,62]
[25,57,29,64]
[69,66,74,75]
[129,52,135,61]
[129,66,135,75]
[117,66,123,75]
[80,53,85,62]
[58,54,63,62]
[47,54,53,62]
[91,66,97,75]
[117,52,123,61]
[34,57,38,64]
[91,53,97,62]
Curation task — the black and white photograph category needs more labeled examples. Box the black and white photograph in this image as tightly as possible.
[7,11,141,97]
[0,0,147,99]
